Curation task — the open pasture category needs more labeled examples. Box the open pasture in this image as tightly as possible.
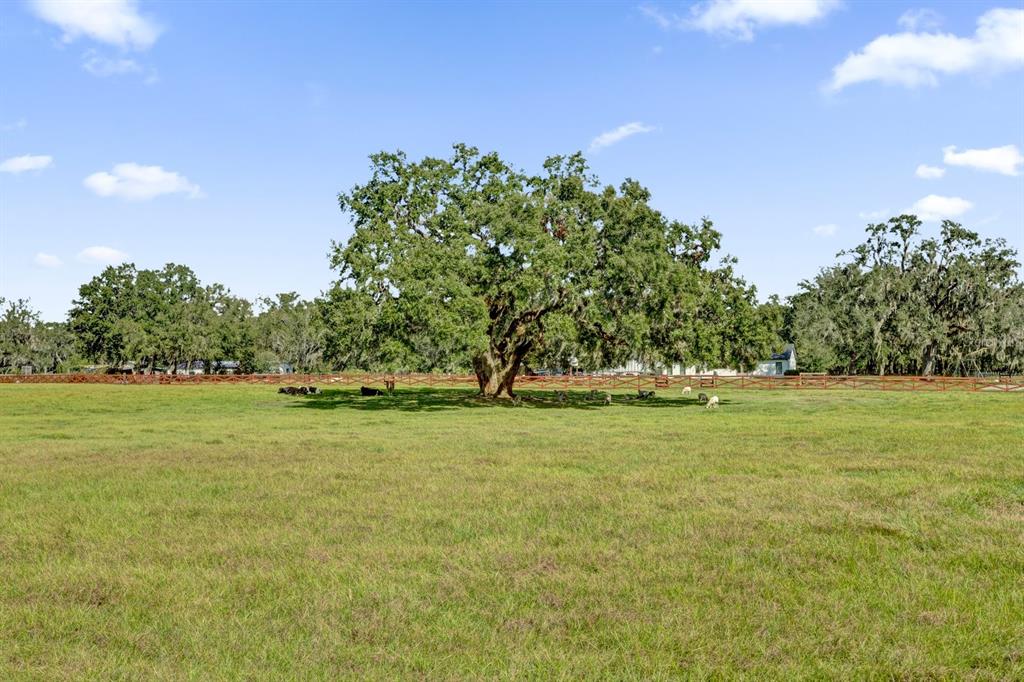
[1,384,1022,678]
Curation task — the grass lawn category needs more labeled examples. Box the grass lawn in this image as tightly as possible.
[1,384,1022,679]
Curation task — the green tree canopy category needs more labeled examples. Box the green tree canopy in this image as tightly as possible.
[324,144,776,396]
[69,263,258,372]
[255,292,326,372]
[0,298,77,374]
[790,215,1024,375]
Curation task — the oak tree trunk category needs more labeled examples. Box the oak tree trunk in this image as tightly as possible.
[473,345,528,398]
[921,342,938,376]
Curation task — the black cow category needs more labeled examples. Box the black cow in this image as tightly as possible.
[361,386,385,396]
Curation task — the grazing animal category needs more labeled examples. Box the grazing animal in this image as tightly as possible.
[681,386,692,396]
[638,390,655,400]
[706,395,719,409]
[360,386,385,396]
[697,392,709,404]
[557,391,567,404]
[280,385,321,396]
[385,379,396,395]
[603,393,612,405]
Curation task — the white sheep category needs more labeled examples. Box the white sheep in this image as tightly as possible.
[705,395,719,409]
[681,386,692,396]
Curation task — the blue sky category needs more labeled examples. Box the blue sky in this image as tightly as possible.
[2,0,1022,320]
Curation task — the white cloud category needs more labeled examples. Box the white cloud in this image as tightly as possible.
[0,154,53,174]
[915,164,945,179]
[84,163,202,200]
[812,223,839,237]
[1,118,28,133]
[909,194,973,221]
[827,8,1024,92]
[77,246,129,265]
[589,122,656,151]
[898,8,942,32]
[29,0,161,50]
[640,5,678,29]
[643,1,839,41]
[34,252,63,268]
[82,50,139,75]
[81,50,158,83]
[942,144,1023,176]
[858,208,890,221]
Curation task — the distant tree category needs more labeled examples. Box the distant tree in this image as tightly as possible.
[0,298,39,373]
[749,294,787,366]
[256,292,325,372]
[33,321,78,373]
[210,288,259,373]
[324,144,775,396]
[0,299,76,373]
[68,264,141,366]
[790,216,1023,375]
[69,263,256,372]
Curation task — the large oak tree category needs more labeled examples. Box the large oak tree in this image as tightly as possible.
[324,145,775,397]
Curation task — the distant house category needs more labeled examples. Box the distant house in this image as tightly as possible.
[174,361,206,375]
[212,360,241,375]
[171,360,243,375]
[754,344,797,376]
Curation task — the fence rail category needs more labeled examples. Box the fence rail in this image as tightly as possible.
[1,372,1021,392]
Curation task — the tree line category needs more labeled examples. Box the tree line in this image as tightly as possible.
[787,216,1023,376]
[1,266,326,376]
[2,146,1021,390]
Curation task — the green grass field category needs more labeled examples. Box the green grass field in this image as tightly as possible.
[1,384,1021,679]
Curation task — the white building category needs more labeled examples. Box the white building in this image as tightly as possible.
[754,344,797,376]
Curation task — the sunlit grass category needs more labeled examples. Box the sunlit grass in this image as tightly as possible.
[1,384,1022,678]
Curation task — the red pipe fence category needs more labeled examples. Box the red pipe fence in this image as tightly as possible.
[1,372,1021,392]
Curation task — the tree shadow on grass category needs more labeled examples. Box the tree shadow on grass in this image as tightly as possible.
[284,388,730,413]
